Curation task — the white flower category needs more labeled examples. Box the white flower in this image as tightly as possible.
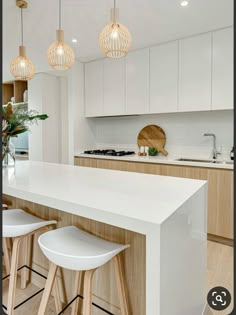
[2,120,8,132]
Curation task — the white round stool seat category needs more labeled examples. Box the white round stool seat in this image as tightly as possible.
[3,209,57,238]
[38,226,129,271]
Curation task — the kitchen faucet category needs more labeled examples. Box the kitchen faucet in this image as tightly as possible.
[203,133,221,160]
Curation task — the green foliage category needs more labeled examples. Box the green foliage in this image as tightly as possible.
[2,103,48,139]
[148,147,158,156]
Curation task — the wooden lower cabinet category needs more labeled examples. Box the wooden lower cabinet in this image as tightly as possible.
[160,164,233,240]
[77,157,97,168]
[75,157,233,241]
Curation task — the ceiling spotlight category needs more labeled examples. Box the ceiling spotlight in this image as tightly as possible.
[180,1,189,7]
[72,38,78,43]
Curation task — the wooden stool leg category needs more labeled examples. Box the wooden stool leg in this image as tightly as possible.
[26,235,33,282]
[7,237,22,315]
[113,254,130,315]
[2,238,11,275]
[53,272,63,314]
[21,237,28,289]
[71,271,83,315]
[7,238,12,249]
[83,269,96,315]
[37,262,58,315]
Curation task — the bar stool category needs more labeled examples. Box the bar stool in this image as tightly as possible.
[38,226,130,315]
[2,203,11,275]
[2,209,58,315]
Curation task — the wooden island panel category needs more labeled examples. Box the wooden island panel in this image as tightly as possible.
[3,194,146,315]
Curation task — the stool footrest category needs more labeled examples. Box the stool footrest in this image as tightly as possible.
[2,265,47,311]
[58,294,115,315]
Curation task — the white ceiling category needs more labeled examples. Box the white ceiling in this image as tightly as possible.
[3,0,233,81]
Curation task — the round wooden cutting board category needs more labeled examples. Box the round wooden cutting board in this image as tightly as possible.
[137,125,168,156]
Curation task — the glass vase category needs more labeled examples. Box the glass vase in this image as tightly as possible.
[2,137,16,167]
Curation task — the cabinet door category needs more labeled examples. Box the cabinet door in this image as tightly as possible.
[125,161,162,174]
[103,58,125,116]
[150,41,178,113]
[74,157,97,168]
[179,33,212,112]
[85,60,103,117]
[96,159,126,171]
[125,49,150,114]
[207,169,233,239]
[212,27,233,110]
[161,164,233,240]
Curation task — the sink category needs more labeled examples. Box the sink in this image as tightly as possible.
[175,158,233,165]
[176,158,213,163]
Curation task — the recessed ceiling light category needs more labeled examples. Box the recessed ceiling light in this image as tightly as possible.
[72,38,78,43]
[180,1,189,7]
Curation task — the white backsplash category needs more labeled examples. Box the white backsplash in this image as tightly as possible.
[93,110,233,160]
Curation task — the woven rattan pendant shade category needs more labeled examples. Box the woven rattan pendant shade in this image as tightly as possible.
[99,23,132,58]
[47,0,75,70]
[10,3,35,81]
[47,30,75,70]
[10,46,35,80]
[99,2,132,58]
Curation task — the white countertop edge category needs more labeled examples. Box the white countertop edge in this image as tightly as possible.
[3,185,159,235]
[3,183,206,234]
[75,153,234,170]
[3,161,207,230]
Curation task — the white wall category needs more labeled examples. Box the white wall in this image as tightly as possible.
[28,61,96,165]
[94,110,234,159]
[42,74,60,163]
[28,74,43,162]
[28,73,62,163]
[68,61,96,164]
[59,76,69,164]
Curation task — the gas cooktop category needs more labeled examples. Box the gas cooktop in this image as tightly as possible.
[84,150,135,157]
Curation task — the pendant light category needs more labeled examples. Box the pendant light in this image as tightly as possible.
[47,0,75,70]
[10,0,35,81]
[99,0,132,58]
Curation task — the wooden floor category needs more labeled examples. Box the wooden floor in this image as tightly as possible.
[205,241,234,315]
[2,241,234,315]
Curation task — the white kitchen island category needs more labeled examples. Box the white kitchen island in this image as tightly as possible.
[3,161,207,315]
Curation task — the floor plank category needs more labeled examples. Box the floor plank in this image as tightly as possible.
[206,241,234,315]
[2,241,233,314]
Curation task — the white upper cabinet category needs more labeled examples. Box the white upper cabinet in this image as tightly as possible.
[150,41,178,113]
[84,28,233,117]
[85,60,103,117]
[125,49,150,114]
[103,58,125,116]
[212,27,233,110]
[179,33,212,112]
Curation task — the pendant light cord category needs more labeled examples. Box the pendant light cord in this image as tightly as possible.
[21,8,24,46]
[59,0,62,29]
[113,0,117,23]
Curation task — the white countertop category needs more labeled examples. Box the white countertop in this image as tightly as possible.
[3,161,206,231]
[75,153,234,170]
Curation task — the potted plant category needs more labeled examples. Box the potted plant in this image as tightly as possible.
[148,147,158,156]
[2,103,48,166]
